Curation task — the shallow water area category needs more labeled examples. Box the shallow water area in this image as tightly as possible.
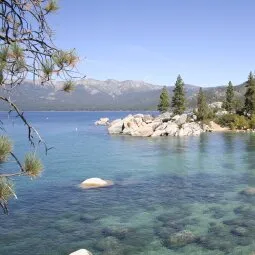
[0,112,255,255]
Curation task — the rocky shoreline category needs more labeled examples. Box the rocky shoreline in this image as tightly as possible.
[96,112,215,137]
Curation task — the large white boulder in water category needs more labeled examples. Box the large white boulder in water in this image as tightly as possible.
[108,119,123,134]
[122,115,139,135]
[151,129,166,137]
[80,178,113,189]
[177,122,202,136]
[165,122,178,136]
[69,249,93,255]
[131,125,154,137]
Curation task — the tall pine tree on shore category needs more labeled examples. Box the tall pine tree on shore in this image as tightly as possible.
[244,71,255,115]
[172,75,185,115]
[196,88,209,121]
[157,86,170,113]
[224,81,234,112]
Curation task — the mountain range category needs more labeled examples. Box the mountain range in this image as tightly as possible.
[0,78,246,111]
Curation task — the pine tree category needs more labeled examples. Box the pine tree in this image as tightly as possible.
[224,81,234,112]
[244,71,255,115]
[196,88,209,121]
[172,75,186,115]
[158,86,170,113]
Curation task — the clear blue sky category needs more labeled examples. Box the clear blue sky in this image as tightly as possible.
[49,0,255,86]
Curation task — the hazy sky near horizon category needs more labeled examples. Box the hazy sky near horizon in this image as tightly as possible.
[50,0,255,87]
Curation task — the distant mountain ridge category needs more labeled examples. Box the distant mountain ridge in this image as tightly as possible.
[0,78,246,111]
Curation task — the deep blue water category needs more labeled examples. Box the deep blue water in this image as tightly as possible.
[0,112,255,255]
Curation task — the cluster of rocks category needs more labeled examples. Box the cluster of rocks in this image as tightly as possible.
[106,112,208,137]
[208,101,223,109]
[94,117,109,126]
[208,101,228,116]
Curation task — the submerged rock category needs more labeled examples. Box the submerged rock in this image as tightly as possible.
[102,226,130,240]
[231,226,248,236]
[80,178,113,189]
[164,230,197,248]
[94,236,123,254]
[80,213,100,223]
[204,206,226,219]
[223,218,246,227]
[198,224,233,252]
[198,236,233,252]
[240,187,255,196]
[69,249,93,255]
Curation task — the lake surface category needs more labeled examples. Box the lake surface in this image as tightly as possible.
[0,112,255,255]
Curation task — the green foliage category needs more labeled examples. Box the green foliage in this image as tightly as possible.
[62,80,75,93]
[0,71,3,85]
[0,47,8,83]
[244,71,255,115]
[53,50,78,69]
[172,75,186,114]
[215,114,236,128]
[10,43,24,60]
[196,88,210,121]
[13,59,26,73]
[0,177,15,202]
[0,46,8,64]
[233,98,244,114]
[158,86,170,113]
[24,154,43,178]
[233,115,249,130]
[215,114,249,130]
[0,136,12,163]
[223,81,234,112]
[45,0,59,13]
[41,60,54,80]
[249,115,255,129]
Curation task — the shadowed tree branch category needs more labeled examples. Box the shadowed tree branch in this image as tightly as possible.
[0,0,84,214]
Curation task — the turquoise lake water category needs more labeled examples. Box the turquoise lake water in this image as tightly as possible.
[0,112,255,255]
